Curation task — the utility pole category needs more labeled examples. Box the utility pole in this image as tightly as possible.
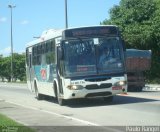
[65,0,68,29]
[8,4,16,82]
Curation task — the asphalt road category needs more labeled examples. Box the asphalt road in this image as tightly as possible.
[0,83,160,132]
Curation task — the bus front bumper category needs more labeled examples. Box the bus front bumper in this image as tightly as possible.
[63,85,127,99]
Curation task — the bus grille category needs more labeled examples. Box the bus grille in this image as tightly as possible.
[85,92,112,98]
[85,78,111,82]
[85,83,112,90]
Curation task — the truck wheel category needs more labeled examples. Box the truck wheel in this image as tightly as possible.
[103,96,113,103]
[128,86,134,92]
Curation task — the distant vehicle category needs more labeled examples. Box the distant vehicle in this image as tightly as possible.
[26,25,127,105]
[126,49,152,92]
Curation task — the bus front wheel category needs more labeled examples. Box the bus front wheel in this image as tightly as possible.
[56,89,65,106]
[57,96,65,106]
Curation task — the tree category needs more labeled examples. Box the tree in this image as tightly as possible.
[0,57,11,82]
[13,53,26,81]
[0,53,26,82]
[101,0,160,82]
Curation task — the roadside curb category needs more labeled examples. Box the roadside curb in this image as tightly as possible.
[143,84,160,91]
[0,82,27,85]
[0,82,27,88]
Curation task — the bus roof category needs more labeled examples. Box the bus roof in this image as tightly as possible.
[66,25,118,30]
[26,29,64,47]
[26,25,118,48]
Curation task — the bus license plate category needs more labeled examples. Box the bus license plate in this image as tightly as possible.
[112,86,122,90]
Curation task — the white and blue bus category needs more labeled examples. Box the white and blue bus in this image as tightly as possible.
[26,25,127,105]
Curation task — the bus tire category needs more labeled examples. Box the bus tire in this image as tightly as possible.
[103,96,113,103]
[57,96,65,106]
[34,82,43,100]
[56,89,65,106]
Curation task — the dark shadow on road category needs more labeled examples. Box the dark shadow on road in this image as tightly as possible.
[40,93,159,108]
[112,95,159,105]
[65,95,159,108]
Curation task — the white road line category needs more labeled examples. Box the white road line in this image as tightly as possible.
[15,120,30,126]
[1,99,123,132]
[4,100,100,126]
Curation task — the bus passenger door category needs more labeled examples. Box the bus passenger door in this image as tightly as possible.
[26,48,33,92]
[56,39,64,95]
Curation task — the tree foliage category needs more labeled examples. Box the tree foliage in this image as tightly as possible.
[0,53,26,82]
[0,56,11,81]
[101,0,160,82]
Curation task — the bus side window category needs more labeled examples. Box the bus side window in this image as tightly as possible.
[29,54,32,68]
[50,40,55,63]
[37,55,41,65]
[32,47,36,65]
[45,42,49,53]
[42,43,45,54]
[37,45,42,55]
[26,49,29,66]
[46,42,50,64]
[45,40,55,64]
[50,40,54,52]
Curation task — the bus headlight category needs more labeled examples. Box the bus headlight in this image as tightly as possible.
[67,85,84,90]
[114,81,127,86]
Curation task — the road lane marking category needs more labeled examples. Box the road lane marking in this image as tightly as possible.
[4,100,100,126]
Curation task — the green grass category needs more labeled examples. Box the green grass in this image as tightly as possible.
[0,113,35,132]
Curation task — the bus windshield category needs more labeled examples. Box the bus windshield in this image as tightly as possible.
[62,37,125,77]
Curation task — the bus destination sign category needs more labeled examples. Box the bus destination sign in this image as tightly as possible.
[63,26,118,39]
